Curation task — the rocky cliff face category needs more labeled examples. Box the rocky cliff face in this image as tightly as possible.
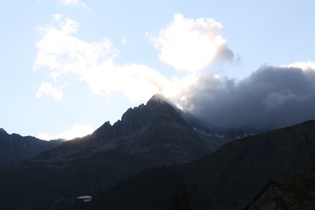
[92,94,188,142]
[91,94,228,163]
[0,129,62,166]
[53,94,227,164]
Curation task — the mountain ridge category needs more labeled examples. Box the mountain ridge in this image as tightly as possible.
[1,94,309,210]
[0,94,228,210]
[92,94,188,141]
[0,128,62,166]
[71,120,315,210]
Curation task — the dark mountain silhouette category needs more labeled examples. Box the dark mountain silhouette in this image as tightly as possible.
[0,128,62,166]
[63,120,315,210]
[0,94,229,210]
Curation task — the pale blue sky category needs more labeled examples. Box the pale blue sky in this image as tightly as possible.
[1,0,314,139]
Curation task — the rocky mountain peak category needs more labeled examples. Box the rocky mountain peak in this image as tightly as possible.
[146,94,167,105]
[146,94,176,113]
[146,94,183,120]
[93,94,187,141]
[0,128,7,134]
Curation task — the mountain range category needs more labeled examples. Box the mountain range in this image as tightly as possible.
[64,120,315,210]
[0,94,314,210]
[0,128,62,166]
[0,94,234,210]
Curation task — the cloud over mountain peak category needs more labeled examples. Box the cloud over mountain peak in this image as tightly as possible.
[179,63,315,130]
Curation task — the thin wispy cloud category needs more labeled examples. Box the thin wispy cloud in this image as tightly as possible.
[121,37,127,45]
[57,0,87,7]
[36,82,64,100]
[38,124,94,140]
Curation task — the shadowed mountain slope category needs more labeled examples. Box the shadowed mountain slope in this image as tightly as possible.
[0,94,228,210]
[0,128,62,166]
[179,120,315,209]
[64,120,315,210]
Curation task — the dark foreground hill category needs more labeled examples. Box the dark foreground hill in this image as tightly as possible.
[0,128,62,166]
[0,95,229,210]
[64,120,315,210]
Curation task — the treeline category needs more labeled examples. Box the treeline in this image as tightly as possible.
[63,166,195,210]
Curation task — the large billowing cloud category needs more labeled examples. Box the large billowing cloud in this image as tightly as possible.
[33,14,210,102]
[34,14,315,132]
[33,15,174,102]
[149,13,234,72]
[34,13,235,102]
[179,63,315,130]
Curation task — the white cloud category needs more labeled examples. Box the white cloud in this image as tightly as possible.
[121,37,127,45]
[34,15,175,102]
[53,14,63,21]
[282,61,315,71]
[57,0,86,7]
[33,17,84,75]
[38,124,94,140]
[36,82,63,100]
[61,17,79,34]
[34,14,231,104]
[149,13,234,72]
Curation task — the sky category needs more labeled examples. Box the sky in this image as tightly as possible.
[1,0,315,140]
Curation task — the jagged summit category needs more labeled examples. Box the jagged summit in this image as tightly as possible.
[145,94,182,120]
[0,130,62,166]
[0,128,7,134]
[92,94,187,142]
